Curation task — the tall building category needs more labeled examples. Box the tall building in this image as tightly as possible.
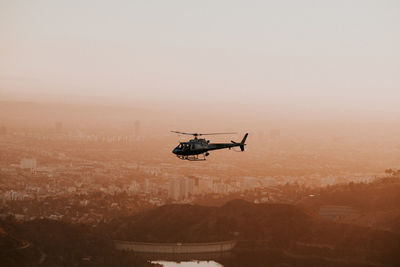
[144,179,150,193]
[184,177,195,199]
[198,178,213,194]
[128,181,140,194]
[168,177,197,200]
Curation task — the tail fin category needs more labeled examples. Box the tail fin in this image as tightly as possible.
[240,133,248,151]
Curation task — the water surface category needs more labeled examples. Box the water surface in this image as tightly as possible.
[151,260,223,267]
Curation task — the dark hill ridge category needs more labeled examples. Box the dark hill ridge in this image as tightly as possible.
[101,199,400,265]
[106,199,323,243]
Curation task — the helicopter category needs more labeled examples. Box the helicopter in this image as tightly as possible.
[171,131,248,161]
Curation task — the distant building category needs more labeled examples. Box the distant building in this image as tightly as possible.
[169,178,181,200]
[321,176,336,187]
[184,177,196,198]
[0,125,6,135]
[128,181,140,194]
[144,179,150,193]
[198,178,213,194]
[14,214,25,221]
[20,158,37,170]
[4,190,27,201]
[241,177,259,190]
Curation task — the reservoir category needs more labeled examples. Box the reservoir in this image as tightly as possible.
[151,260,223,267]
[115,240,236,253]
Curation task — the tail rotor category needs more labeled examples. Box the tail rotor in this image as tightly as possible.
[239,133,248,151]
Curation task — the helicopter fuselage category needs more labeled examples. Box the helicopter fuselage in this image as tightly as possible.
[172,133,248,160]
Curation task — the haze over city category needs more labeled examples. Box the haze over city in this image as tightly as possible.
[1,1,400,267]
[2,1,400,112]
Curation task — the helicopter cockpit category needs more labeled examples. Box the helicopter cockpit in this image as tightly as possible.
[173,142,189,155]
[177,143,189,150]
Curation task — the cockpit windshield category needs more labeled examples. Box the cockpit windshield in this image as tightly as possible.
[178,143,190,149]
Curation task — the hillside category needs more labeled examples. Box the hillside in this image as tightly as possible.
[298,177,400,232]
[2,199,400,266]
[100,199,400,266]
[104,199,314,243]
[0,219,153,267]
[0,226,42,267]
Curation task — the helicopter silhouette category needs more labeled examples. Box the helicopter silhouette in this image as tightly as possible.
[171,131,248,161]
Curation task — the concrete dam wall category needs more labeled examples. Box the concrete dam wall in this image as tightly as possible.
[114,240,237,254]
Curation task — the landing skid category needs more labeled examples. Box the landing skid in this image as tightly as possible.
[177,154,207,161]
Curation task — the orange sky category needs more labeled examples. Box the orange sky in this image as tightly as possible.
[1,0,400,118]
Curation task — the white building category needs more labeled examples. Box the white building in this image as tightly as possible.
[241,177,259,190]
[128,181,141,194]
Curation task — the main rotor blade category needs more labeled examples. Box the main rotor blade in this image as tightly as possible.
[171,131,197,136]
[198,132,237,136]
[171,131,237,136]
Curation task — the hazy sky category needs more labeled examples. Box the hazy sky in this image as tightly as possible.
[1,0,399,114]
